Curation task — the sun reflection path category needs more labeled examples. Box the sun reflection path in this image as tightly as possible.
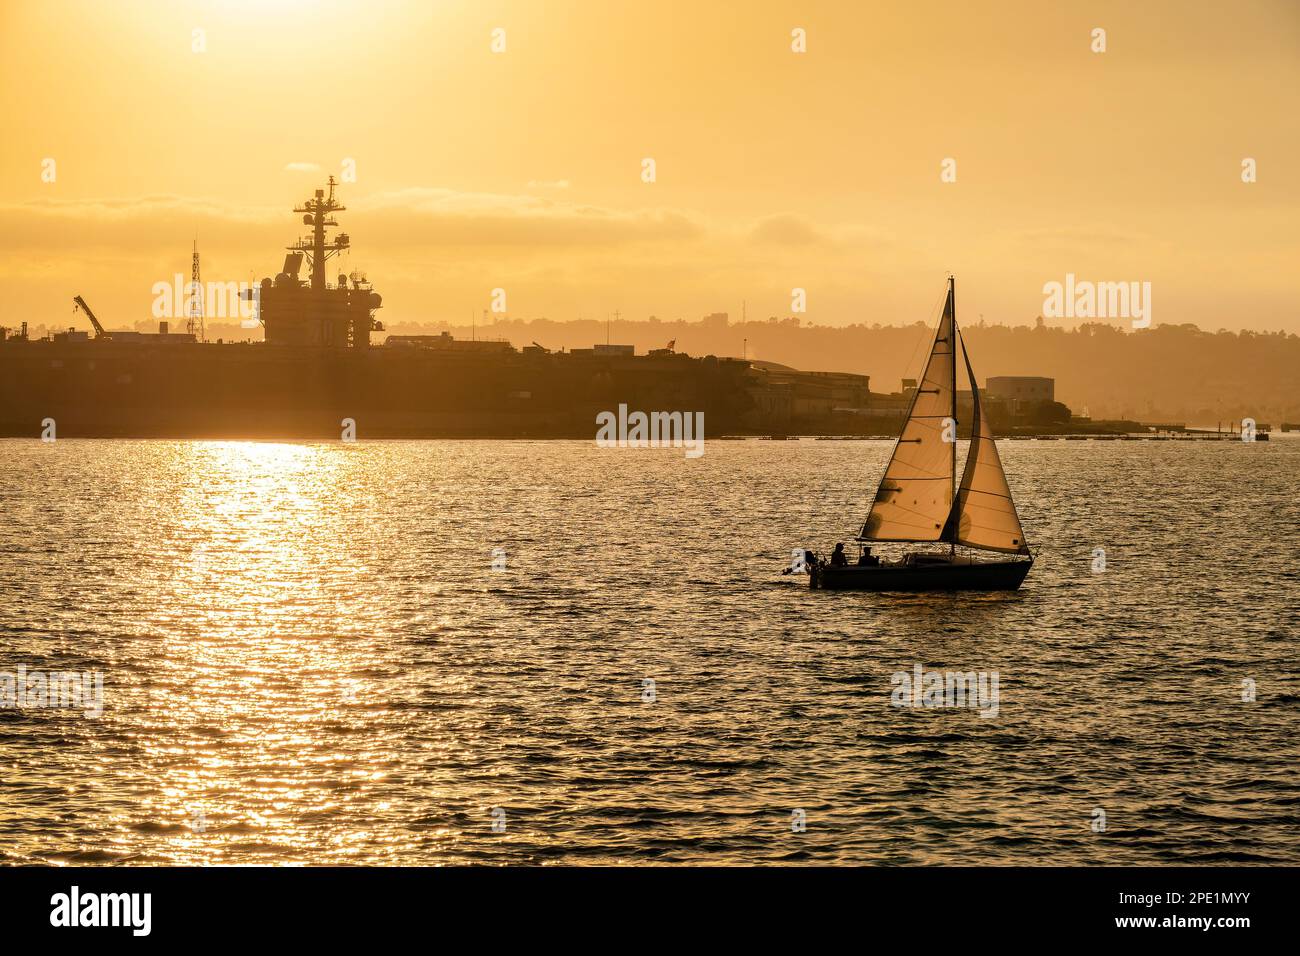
[130,441,410,863]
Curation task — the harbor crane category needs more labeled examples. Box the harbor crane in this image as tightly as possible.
[72,295,109,339]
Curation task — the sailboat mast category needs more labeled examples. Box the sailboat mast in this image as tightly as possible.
[949,276,957,557]
[949,277,957,504]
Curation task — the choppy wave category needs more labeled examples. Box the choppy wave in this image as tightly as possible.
[0,437,1297,864]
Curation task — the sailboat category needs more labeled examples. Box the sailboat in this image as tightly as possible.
[808,277,1034,591]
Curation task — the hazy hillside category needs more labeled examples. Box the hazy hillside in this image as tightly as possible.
[381,316,1300,426]
[27,312,1297,427]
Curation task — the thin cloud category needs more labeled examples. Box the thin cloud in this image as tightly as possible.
[750,214,825,246]
[353,187,703,247]
[0,188,705,252]
[0,196,281,252]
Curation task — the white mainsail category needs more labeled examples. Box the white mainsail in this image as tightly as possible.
[943,330,1031,554]
[859,285,957,542]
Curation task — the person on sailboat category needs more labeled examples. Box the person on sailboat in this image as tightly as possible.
[831,543,848,566]
[857,546,879,567]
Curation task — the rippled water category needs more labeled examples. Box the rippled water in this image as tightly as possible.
[1,437,1296,865]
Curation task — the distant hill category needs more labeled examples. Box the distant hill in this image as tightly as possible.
[40,312,1296,427]
[377,316,1298,426]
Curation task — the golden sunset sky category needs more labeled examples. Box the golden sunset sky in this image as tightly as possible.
[1,0,1296,334]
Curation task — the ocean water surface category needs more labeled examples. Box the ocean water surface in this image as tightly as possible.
[1,437,1296,864]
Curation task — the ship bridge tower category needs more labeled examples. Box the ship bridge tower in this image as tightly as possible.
[290,175,350,290]
[256,178,383,349]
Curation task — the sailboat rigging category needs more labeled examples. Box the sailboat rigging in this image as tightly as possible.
[807,276,1033,591]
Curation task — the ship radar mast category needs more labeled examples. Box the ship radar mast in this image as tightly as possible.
[289,175,351,290]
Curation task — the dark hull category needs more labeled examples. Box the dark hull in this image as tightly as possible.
[812,557,1031,592]
[0,340,755,439]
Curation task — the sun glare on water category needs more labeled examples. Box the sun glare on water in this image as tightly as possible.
[117,440,401,862]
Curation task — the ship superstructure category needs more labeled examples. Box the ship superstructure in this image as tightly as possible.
[0,180,810,438]
[253,177,384,349]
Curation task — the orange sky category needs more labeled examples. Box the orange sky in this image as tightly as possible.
[1,0,1296,334]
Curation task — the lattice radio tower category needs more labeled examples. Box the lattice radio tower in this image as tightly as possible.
[187,240,204,341]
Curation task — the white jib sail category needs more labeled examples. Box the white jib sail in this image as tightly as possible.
[860,289,956,541]
[947,330,1030,554]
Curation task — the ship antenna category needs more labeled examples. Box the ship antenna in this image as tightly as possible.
[188,238,204,342]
